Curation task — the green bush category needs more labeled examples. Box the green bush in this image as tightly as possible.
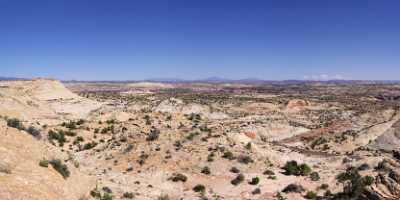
[201,166,211,175]
[364,175,374,186]
[230,166,240,173]
[122,192,134,199]
[249,177,260,185]
[222,151,235,160]
[245,142,252,150]
[90,189,101,198]
[186,132,200,140]
[39,159,49,167]
[49,159,70,179]
[48,130,66,146]
[334,167,375,199]
[76,119,85,125]
[63,121,77,129]
[102,193,113,200]
[305,191,317,199]
[83,141,97,150]
[231,173,245,185]
[169,173,187,182]
[237,155,254,164]
[192,184,206,193]
[146,128,160,141]
[207,152,215,162]
[7,118,24,130]
[310,172,320,181]
[282,160,312,176]
[157,195,170,200]
[252,188,261,195]
[26,126,41,138]
[263,169,275,175]
[319,183,329,190]
[73,136,84,145]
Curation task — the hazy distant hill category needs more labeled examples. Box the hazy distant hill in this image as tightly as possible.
[0,76,26,81]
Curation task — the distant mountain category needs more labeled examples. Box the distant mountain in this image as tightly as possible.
[62,77,400,85]
[0,76,26,81]
[144,77,187,83]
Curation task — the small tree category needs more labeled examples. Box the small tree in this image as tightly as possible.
[335,167,375,199]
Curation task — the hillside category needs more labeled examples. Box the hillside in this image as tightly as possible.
[1,80,400,200]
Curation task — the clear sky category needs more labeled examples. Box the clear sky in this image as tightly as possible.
[1,0,399,80]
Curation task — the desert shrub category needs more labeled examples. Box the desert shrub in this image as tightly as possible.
[245,142,252,150]
[324,190,333,197]
[26,126,41,138]
[248,177,260,185]
[230,166,240,173]
[73,136,84,145]
[186,132,200,140]
[122,192,134,199]
[310,172,320,181]
[63,121,77,129]
[357,163,370,171]
[157,195,170,200]
[7,118,24,130]
[49,159,70,179]
[311,137,327,149]
[39,159,49,167]
[201,166,211,175]
[192,184,205,193]
[319,183,329,190]
[101,127,109,134]
[83,141,97,150]
[282,184,305,193]
[169,173,187,182]
[90,189,101,198]
[263,169,275,175]
[222,151,235,160]
[207,152,215,162]
[102,193,113,200]
[76,119,85,125]
[187,113,201,122]
[106,119,116,124]
[252,188,261,195]
[282,160,312,176]
[63,130,76,137]
[275,192,286,200]
[48,130,66,146]
[305,191,317,199]
[363,175,374,186]
[94,128,99,133]
[237,155,253,164]
[231,173,245,185]
[143,115,151,125]
[102,186,112,193]
[146,128,160,141]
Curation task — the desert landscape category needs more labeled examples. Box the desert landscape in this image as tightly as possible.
[1,78,400,200]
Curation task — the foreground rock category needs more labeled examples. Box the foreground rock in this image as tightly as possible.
[0,121,94,200]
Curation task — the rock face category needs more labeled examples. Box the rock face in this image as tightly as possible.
[285,99,309,109]
[366,160,400,200]
[0,122,94,200]
[0,79,101,124]
[370,120,400,151]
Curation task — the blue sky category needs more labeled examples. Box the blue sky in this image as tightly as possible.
[1,0,399,80]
